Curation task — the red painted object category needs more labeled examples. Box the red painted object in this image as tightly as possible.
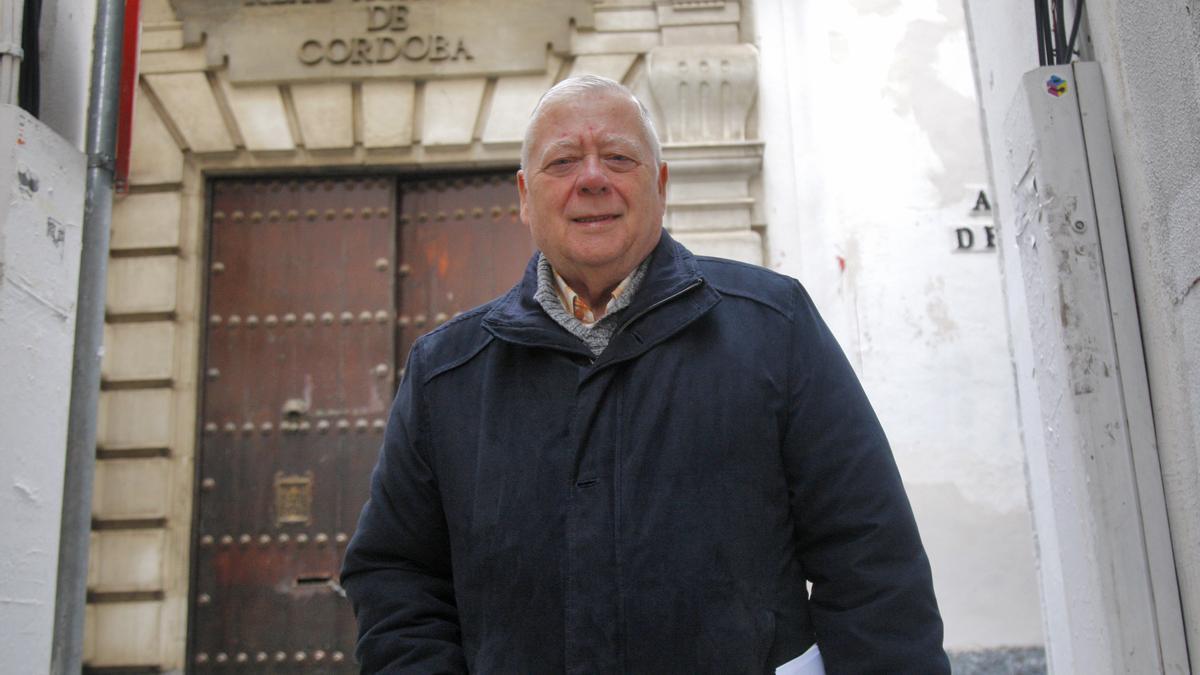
[114,0,141,193]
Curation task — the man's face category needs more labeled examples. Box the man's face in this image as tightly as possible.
[517,90,668,285]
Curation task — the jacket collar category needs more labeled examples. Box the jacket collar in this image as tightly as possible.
[482,230,721,364]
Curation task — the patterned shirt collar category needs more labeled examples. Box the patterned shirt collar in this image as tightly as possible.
[552,267,636,326]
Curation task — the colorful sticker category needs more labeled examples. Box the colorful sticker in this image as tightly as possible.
[1046,74,1068,97]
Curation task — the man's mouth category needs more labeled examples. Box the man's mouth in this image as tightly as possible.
[572,214,618,224]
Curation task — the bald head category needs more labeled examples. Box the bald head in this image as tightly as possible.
[521,75,662,171]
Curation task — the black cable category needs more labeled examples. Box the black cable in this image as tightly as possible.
[18,0,42,116]
[1038,0,1055,66]
[1053,0,1069,64]
[1066,0,1086,62]
[1034,0,1047,65]
[1042,0,1055,66]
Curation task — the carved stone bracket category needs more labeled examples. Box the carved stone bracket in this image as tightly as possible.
[647,43,762,264]
[646,43,758,143]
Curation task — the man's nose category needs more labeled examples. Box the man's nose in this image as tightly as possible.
[576,156,610,194]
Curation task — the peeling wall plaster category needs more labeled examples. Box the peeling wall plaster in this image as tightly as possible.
[0,105,88,674]
[754,0,1042,650]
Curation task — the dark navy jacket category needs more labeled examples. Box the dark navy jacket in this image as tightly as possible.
[341,232,948,674]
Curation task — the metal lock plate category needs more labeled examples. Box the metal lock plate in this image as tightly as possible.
[275,471,314,525]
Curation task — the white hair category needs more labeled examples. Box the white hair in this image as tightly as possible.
[520,75,662,171]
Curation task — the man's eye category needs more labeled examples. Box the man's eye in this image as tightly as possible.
[605,155,636,169]
[544,158,577,174]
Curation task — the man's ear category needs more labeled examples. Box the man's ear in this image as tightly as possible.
[517,170,530,226]
[657,162,669,199]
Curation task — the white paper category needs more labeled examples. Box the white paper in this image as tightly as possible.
[775,643,826,675]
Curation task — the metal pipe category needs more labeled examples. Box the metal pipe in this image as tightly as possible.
[50,1,125,673]
[0,0,26,104]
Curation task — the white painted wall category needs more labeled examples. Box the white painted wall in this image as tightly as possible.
[0,105,87,675]
[0,2,94,670]
[37,0,98,150]
[964,0,1200,670]
[1082,5,1200,670]
[754,0,1043,651]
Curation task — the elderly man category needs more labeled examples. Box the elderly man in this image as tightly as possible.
[341,75,949,674]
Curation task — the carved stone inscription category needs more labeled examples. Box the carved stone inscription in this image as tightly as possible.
[297,2,475,67]
[170,0,593,84]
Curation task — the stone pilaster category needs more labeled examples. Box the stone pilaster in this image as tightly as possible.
[646,25,763,264]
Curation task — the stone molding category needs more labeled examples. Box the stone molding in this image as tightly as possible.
[662,142,763,263]
[647,42,762,263]
[646,43,758,143]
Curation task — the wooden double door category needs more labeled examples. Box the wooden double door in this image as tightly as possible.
[191,172,532,671]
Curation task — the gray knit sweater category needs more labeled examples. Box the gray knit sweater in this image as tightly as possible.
[533,253,649,357]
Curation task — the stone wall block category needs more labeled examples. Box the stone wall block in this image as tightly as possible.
[144,72,236,153]
[138,47,208,75]
[595,6,659,31]
[671,230,762,265]
[111,192,182,251]
[83,605,96,663]
[571,29,660,55]
[291,82,354,150]
[86,602,163,667]
[97,389,173,450]
[142,25,184,52]
[666,201,753,231]
[483,74,557,145]
[362,80,416,148]
[102,322,176,382]
[218,75,295,152]
[655,0,740,27]
[422,78,488,147]
[652,1,742,46]
[106,256,178,315]
[647,44,758,143]
[665,156,759,200]
[141,0,179,23]
[88,530,167,592]
[128,89,183,185]
[661,24,739,46]
[569,54,639,83]
[93,458,172,520]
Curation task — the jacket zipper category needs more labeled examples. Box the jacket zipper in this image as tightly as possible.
[583,278,705,365]
[615,277,705,337]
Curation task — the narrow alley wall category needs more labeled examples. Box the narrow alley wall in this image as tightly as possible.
[753,0,1044,662]
[964,0,1200,670]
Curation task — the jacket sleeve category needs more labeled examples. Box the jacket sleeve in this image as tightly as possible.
[340,339,468,674]
[781,281,950,674]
